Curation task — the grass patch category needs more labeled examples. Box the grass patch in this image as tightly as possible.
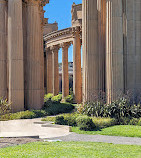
[0,142,141,158]
[72,125,141,138]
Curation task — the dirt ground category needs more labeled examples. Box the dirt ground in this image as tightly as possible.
[0,137,42,148]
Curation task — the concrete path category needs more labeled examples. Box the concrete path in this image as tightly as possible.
[46,133,141,145]
[0,119,141,145]
[0,119,70,139]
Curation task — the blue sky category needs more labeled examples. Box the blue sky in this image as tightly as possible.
[44,0,82,63]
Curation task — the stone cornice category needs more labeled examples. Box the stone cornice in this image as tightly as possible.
[24,0,49,6]
[44,26,82,49]
[44,27,73,41]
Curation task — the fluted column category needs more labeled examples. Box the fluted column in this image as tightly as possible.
[51,46,59,96]
[46,47,53,93]
[25,0,44,109]
[73,27,82,103]
[0,0,7,99]
[8,0,24,112]
[82,0,99,102]
[61,43,70,99]
[124,0,141,102]
[106,0,123,103]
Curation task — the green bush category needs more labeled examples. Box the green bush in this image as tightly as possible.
[82,101,105,117]
[44,93,53,108]
[44,93,53,102]
[55,116,67,125]
[129,118,141,126]
[51,94,62,103]
[0,98,11,119]
[65,95,73,103]
[92,117,116,129]
[0,110,48,121]
[76,116,96,131]
[45,103,75,115]
[81,98,141,122]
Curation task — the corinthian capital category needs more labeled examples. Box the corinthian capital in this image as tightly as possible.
[24,0,49,6]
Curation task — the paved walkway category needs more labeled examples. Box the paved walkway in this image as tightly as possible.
[0,119,70,139]
[0,119,141,145]
[47,133,141,145]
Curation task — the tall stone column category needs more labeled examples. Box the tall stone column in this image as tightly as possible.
[97,0,106,95]
[124,0,141,102]
[46,47,53,93]
[73,27,82,103]
[106,0,124,103]
[8,0,24,112]
[25,0,44,109]
[82,0,99,102]
[0,0,7,99]
[61,43,70,99]
[51,46,59,96]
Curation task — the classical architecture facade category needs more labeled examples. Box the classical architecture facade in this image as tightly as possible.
[0,0,48,112]
[0,0,141,112]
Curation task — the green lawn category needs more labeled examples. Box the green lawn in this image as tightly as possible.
[72,125,141,137]
[0,142,141,158]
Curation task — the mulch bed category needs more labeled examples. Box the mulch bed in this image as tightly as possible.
[0,138,42,148]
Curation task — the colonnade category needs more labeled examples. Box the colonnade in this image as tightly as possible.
[45,26,82,103]
[83,0,141,104]
[0,0,48,112]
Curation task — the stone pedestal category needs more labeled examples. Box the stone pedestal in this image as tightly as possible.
[46,48,53,93]
[82,0,99,102]
[25,0,44,109]
[52,46,59,96]
[62,43,69,99]
[106,0,124,103]
[8,0,24,112]
[0,0,7,99]
[73,27,82,103]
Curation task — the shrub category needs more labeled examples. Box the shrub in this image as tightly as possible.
[44,93,53,102]
[129,118,141,126]
[0,98,11,119]
[82,101,105,117]
[76,116,96,131]
[44,93,53,108]
[92,117,116,129]
[51,94,62,103]
[45,103,75,115]
[65,95,73,103]
[0,110,48,121]
[55,116,67,125]
[81,98,141,122]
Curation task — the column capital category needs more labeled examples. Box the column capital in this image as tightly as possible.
[24,0,49,6]
[50,45,60,52]
[60,42,71,49]
[72,26,81,38]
